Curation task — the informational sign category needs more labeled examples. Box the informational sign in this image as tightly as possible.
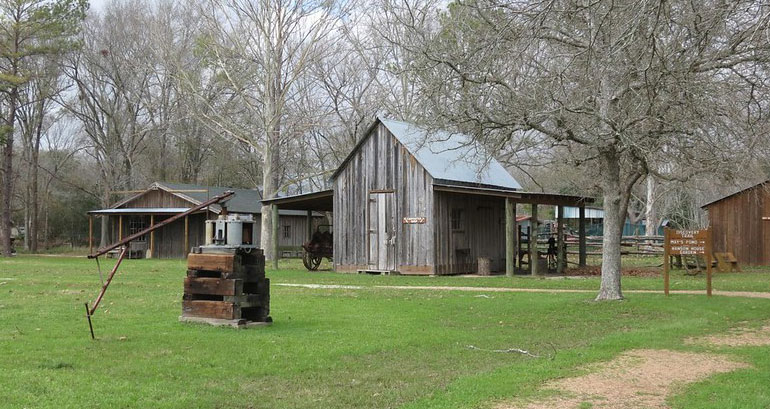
[667,230,708,255]
[663,228,712,296]
[402,217,426,224]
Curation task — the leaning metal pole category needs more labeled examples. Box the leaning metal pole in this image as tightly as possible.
[84,190,235,339]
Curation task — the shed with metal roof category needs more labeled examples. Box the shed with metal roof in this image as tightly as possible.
[265,117,594,275]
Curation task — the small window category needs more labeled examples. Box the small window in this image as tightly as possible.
[129,219,147,242]
[451,209,464,231]
[283,225,291,239]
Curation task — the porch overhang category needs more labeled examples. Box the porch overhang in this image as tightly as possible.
[260,189,334,212]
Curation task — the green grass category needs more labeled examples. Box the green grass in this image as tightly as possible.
[1,256,770,408]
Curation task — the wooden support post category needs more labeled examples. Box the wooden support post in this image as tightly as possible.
[118,215,123,241]
[184,215,189,256]
[88,215,93,255]
[557,205,565,274]
[663,227,671,296]
[272,204,279,270]
[530,204,539,275]
[706,228,712,297]
[149,214,155,259]
[578,205,587,267]
[505,198,515,277]
[306,210,313,241]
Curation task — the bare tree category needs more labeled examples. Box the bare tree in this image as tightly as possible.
[0,0,85,255]
[391,0,769,299]
[196,0,349,261]
[61,2,155,245]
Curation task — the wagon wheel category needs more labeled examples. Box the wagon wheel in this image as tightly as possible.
[303,252,322,271]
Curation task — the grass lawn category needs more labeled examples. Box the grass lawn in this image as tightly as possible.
[1,255,770,408]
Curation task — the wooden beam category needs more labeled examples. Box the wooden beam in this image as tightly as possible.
[505,198,515,277]
[272,204,279,270]
[306,210,313,241]
[184,215,189,256]
[149,214,155,259]
[88,215,93,255]
[557,205,565,274]
[530,204,539,275]
[118,215,123,241]
[579,206,587,267]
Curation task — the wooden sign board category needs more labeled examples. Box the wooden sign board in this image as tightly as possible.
[667,230,708,255]
[402,217,426,224]
[663,228,712,297]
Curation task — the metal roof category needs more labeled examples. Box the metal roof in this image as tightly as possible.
[331,117,522,190]
[104,182,314,216]
[89,208,194,215]
[380,117,522,190]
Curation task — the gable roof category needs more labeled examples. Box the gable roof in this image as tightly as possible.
[108,182,313,216]
[701,180,770,208]
[331,117,522,190]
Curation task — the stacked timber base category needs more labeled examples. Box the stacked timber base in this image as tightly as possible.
[180,246,271,328]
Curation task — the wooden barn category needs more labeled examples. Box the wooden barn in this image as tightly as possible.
[88,182,321,258]
[264,117,594,275]
[701,180,770,265]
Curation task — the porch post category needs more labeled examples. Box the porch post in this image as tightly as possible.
[505,197,516,277]
[579,205,587,267]
[530,204,539,275]
[306,210,313,242]
[184,215,189,256]
[149,214,155,259]
[118,215,123,241]
[272,204,279,269]
[88,215,93,255]
[557,205,566,274]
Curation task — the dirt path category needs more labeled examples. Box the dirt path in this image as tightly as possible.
[498,349,748,409]
[688,323,770,347]
[275,283,770,299]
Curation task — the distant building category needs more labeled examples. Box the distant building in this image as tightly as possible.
[556,206,663,236]
[701,180,770,265]
[88,182,322,258]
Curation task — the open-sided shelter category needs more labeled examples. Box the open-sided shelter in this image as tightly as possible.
[88,182,320,258]
[701,180,770,265]
[264,117,594,275]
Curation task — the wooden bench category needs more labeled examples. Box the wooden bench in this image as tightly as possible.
[714,252,741,272]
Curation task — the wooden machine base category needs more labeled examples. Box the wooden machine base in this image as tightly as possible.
[179,315,272,328]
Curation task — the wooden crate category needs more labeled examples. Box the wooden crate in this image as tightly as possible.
[180,247,271,327]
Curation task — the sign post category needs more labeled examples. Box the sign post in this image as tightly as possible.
[663,228,712,297]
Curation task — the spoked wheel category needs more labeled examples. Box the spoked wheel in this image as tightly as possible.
[303,252,322,271]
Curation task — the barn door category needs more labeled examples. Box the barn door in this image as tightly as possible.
[368,192,395,271]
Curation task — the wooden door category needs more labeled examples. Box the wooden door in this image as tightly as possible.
[368,192,395,271]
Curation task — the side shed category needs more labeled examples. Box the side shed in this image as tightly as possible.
[701,181,770,265]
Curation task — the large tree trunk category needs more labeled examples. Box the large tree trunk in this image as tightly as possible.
[1,86,18,257]
[596,189,625,300]
[595,147,635,301]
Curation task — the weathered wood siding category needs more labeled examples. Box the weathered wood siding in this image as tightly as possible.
[705,186,769,265]
[433,191,506,274]
[122,189,193,208]
[108,213,207,258]
[333,123,435,273]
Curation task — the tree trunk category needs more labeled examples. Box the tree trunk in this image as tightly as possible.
[596,189,625,301]
[595,148,631,301]
[1,86,18,256]
[645,176,656,237]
